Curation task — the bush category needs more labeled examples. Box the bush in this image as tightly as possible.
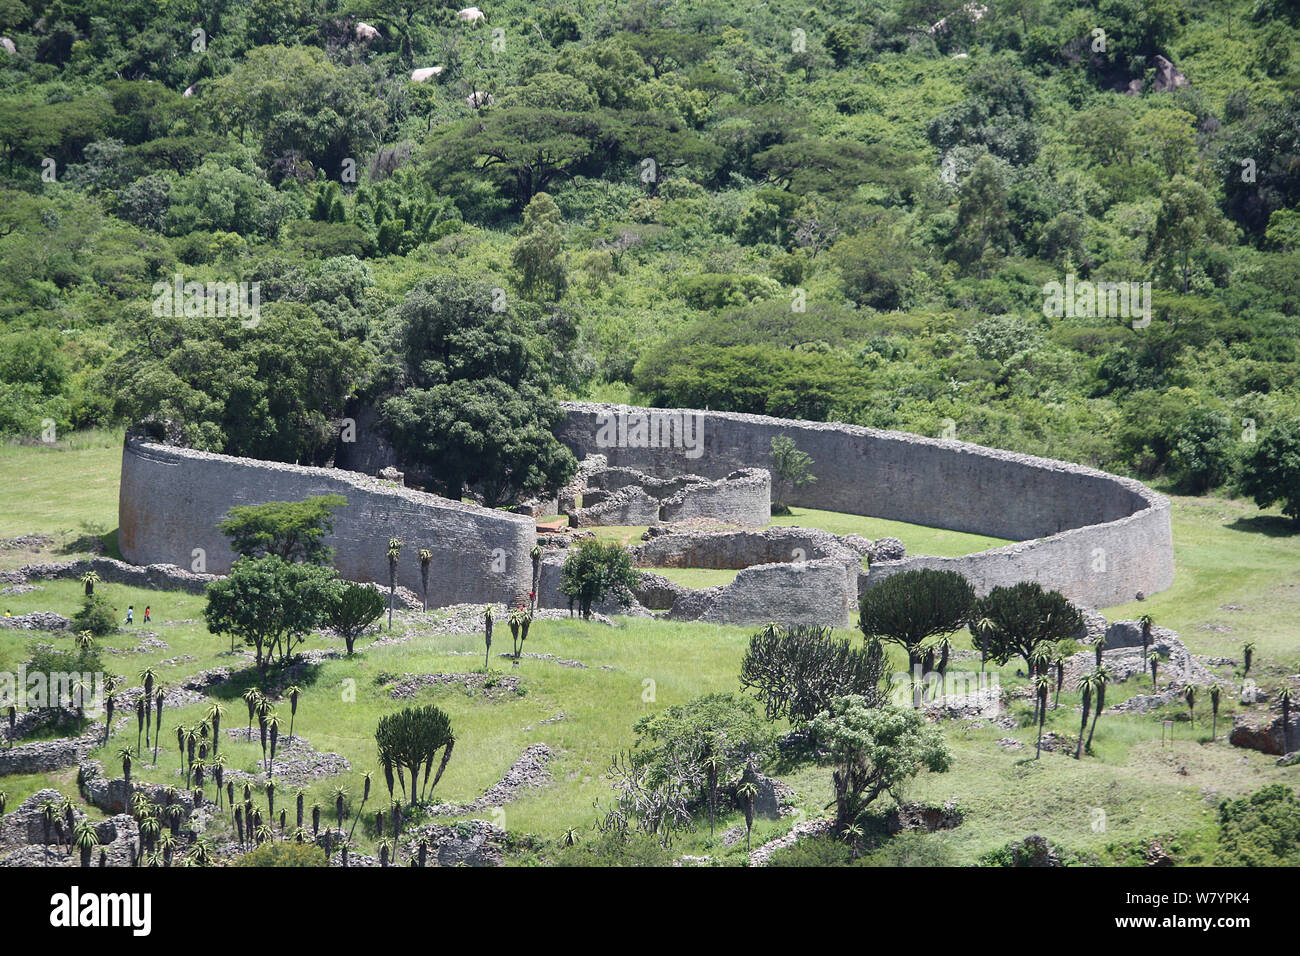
[558,540,638,618]
[739,624,888,723]
[73,594,117,636]
[233,842,328,867]
[551,830,675,867]
[1216,784,1300,866]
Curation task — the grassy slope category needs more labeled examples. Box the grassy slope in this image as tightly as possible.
[3,434,1299,865]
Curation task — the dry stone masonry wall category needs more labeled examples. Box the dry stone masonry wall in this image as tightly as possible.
[557,402,1174,610]
[118,438,534,605]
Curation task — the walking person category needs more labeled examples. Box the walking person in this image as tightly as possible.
[144,605,151,624]
[126,604,134,625]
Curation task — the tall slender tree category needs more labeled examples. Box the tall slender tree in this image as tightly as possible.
[386,537,403,630]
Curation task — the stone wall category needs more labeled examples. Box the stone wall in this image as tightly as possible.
[558,403,1174,609]
[568,464,770,528]
[118,438,534,606]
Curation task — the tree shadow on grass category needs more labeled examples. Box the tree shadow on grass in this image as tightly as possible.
[1225,515,1299,538]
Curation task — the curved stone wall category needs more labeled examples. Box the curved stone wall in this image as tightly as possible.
[118,438,534,605]
[558,402,1174,609]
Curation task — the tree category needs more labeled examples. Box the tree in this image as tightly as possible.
[1216,784,1300,866]
[1086,666,1110,753]
[739,624,888,723]
[1243,642,1256,675]
[558,540,639,619]
[859,570,976,684]
[1210,684,1222,742]
[973,583,1084,676]
[631,693,774,835]
[1146,176,1232,293]
[386,538,402,631]
[217,495,346,564]
[374,705,456,805]
[507,607,533,660]
[1033,673,1051,759]
[326,582,385,655]
[203,556,336,676]
[1184,685,1197,729]
[483,605,494,670]
[1139,614,1155,664]
[768,435,816,513]
[808,699,952,831]
[511,192,567,301]
[1239,421,1300,525]
[1076,672,1095,760]
[417,549,433,613]
[948,153,1012,278]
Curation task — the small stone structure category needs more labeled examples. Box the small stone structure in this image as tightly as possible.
[566,461,770,528]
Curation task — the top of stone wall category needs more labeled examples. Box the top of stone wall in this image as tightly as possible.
[125,437,534,528]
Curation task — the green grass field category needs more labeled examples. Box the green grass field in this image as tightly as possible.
[3,434,1299,865]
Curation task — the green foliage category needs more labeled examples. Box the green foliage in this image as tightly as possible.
[558,539,639,619]
[325,582,387,655]
[234,841,328,867]
[202,556,337,674]
[217,494,346,564]
[72,594,117,637]
[1216,784,1300,866]
[808,699,952,829]
[1239,420,1300,523]
[973,582,1085,673]
[374,704,456,804]
[859,570,976,669]
[739,624,888,723]
[768,435,816,511]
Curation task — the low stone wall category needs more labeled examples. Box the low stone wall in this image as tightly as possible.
[569,465,770,528]
[558,403,1174,610]
[118,437,534,606]
[2,556,219,595]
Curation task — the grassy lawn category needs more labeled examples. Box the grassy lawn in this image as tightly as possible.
[4,432,1300,865]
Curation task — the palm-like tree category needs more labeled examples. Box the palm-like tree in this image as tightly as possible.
[971,616,995,673]
[483,605,494,669]
[736,780,758,851]
[1184,685,1196,729]
[187,837,214,867]
[418,548,433,612]
[1052,655,1065,709]
[242,687,262,741]
[1138,614,1155,665]
[285,685,302,741]
[152,687,165,764]
[39,799,59,866]
[1210,685,1222,741]
[6,703,15,749]
[530,544,543,611]
[205,702,225,757]
[118,746,134,785]
[1029,647,1052,724]
[135,698,145,753]
[81,570,100,596]
[265,781,276,824]
[1086,665,1110,753]
[1150,656,1159,691]
[1094,636,1106,667]
[1075,672,1095,760]
[386,537,403,630]
[138,666,157,748]
[349,773,371,840]
[840,822,865,861]
[1033,673,1051,759]
[0,792,7,817]
[1242,642,1256,676]
[73,820,99,867]
[268,714,280,776]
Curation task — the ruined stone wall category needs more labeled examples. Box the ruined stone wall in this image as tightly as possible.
[118,438,534,606]
[569,465,770,527]
[558,403,1174,609]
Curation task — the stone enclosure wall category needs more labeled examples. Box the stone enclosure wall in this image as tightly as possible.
[118,438,533,605]
[557,402,1174,609]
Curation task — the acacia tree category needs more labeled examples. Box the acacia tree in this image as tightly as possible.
[808,698,952,832]
[858,570,975,698]
[203,556,336,677]
[375,705,456,805]
[973,582,1084,677]
[217,494,347,564]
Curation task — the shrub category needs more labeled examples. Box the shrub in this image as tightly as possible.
[739,624,888,723]
[234,842,328,867]
[1216,784,1300,866]
[73,594,117,636]
[558,540,638,619]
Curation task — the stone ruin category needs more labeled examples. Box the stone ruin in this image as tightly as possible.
[559,455,771,528]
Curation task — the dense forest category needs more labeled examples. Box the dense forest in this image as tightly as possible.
[1,0,1298,506]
